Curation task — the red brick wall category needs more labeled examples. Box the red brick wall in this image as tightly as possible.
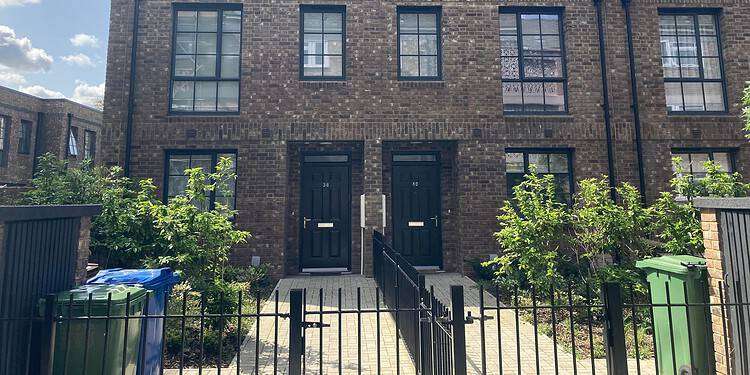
[0,87,103,188]
[103,0,750,277]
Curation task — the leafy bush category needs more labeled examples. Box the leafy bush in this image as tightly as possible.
[492,169,569,289]
[22,154,252,291]
[671,157,750,199]
[571,179,653,278]
[486,158,747,290]
[22,154,267,363]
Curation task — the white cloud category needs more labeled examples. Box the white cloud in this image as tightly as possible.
[19,84,65,99]
[0,25,53,72]
[0,69,25,86]
[61,53,94,67]
[70,34,99,48]
[14,81,104,109]
[0,0,40,7]
[71,81,104,108]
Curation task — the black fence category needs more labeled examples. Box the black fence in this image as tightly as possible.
[4,229,750,374]
[0,205,101,375]
[373,230,462,375]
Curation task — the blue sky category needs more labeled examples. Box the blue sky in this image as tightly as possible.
[0,0,110,108]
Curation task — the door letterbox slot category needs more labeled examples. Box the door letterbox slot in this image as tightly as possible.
[408,221,425,227]
[317,222,334,228]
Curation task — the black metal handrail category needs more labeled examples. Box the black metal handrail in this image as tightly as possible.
[372,230,457,374]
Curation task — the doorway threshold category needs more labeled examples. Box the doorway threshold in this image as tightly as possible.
[414,266,443,273]
[301,267,350,274]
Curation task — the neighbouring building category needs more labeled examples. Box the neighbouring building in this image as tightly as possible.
[102,0,750,278]
[0,85,103,195]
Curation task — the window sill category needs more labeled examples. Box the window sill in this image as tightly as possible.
[300,80,348,87]
[167,112,241,119]
[503,114,574,121]
[398,80,445,88]
[667,113,737,121]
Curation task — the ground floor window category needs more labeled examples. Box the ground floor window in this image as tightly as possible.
[671,149,734,178]
[505,149,573,202]
[165,150,237,210]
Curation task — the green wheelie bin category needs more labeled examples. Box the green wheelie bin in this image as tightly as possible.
[636,255,714,375]
[41,284,147,375]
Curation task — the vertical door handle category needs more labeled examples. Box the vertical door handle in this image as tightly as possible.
[430,216,439,227]
[303,217,312,229]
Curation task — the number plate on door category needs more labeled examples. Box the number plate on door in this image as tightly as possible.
[317,222,334,228]
[408,221,425,227]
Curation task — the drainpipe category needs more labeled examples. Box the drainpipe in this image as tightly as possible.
[124,0,141,177]
[593,0,617,201]
[31,111,44,176]
[621,0,647,201]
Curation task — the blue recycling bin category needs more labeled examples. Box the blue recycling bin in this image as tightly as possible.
[87,268,180,375]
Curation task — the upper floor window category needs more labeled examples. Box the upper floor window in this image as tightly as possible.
[506,149,573,202]
[0,116,8,166]
[398,6,441,80]
[18,120,31,155]
[500,8,566,114]
[171,4,242,114]
[659,11,726,113]
[672,149,734,178]
[68,127,79,156]
[166,151,237,210]
[300,5,345,80]
[84,130,96,160]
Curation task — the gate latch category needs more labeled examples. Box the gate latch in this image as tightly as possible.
[302,321,330,329]
[434,311,494,325]
[464,311,494,325]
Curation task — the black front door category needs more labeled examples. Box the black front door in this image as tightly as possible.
[392,155,442,267]
[300,160,351,270]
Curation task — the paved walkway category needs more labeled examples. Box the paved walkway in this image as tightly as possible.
[166,273,656,374]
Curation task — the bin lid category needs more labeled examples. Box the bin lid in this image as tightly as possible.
[636,255,706,275]
[52,284,147,306]
[87,268,180,289]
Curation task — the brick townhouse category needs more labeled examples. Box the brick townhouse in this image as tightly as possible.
[0,85,103,194]
[102,0,750,278]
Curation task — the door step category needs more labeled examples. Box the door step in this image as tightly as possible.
[301,267,351,275]
[414,266,443,273]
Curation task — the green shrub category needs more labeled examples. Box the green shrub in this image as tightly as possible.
[488,169,570,290]
[22,154,251,291]
[671,157,750,199]
[22,154,265,363]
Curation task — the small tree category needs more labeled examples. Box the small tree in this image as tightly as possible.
[488,168,569,290]
[652,158,749,255]
[22,154,107,205]
[670,157,750,199]
[571,178,653,280]
[21,154,251,293]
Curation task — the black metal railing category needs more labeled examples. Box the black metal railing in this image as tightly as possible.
[372,230,462,375]
[474,280,750,375]
[3,279,750,374]
[373,231,425,366]
[4,229,750,374]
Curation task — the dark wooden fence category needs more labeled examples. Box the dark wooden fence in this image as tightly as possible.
[0,205,100,375]
[718,209,750,374]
